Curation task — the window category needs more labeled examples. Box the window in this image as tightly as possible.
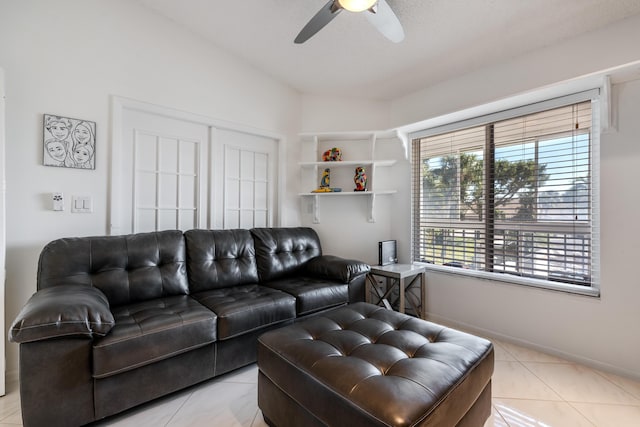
[412,95,599,293]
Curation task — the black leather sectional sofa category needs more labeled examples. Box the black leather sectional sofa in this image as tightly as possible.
[9,227,370,427]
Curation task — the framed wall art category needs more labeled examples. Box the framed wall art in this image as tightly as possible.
[43,114,96,169]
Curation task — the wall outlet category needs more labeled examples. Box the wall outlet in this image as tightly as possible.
[52,192,64,211]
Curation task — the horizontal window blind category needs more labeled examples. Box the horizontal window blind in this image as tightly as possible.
[412,100,597,289]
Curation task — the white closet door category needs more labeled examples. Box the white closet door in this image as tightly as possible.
[212,128,278,229]
[113,108,209,235]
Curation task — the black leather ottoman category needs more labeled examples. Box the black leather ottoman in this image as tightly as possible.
[257,302,494,427]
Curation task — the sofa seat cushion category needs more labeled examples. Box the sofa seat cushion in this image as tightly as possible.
[193,285,295,340]
[92,295,216,378]
[264,277,348,316]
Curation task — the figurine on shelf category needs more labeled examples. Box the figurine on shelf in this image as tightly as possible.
[311,168,341,193]
[320,168,330,188]
[354,166,367,191]
[322,147,342,162]
[312,168,332,193]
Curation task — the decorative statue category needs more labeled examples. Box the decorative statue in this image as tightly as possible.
[320,168,330,188]
[354,166,367,191]
[312,168,341,193]
[322,147,342,161]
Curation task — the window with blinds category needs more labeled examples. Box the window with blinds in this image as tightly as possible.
[412,100,597,289]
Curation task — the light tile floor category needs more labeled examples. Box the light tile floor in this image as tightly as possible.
[0,338,638,426]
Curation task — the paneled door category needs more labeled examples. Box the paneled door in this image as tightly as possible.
[212,128,278,229]
[112,106,209,235]
[111,98,282,235]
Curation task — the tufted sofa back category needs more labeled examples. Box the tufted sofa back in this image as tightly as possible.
[37,230,189,307]
[184,229,259,292]
[251,227,322,282]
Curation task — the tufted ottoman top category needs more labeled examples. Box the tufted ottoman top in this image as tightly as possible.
[258,302,494,427]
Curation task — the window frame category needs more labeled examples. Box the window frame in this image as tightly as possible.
[410,89,601,297]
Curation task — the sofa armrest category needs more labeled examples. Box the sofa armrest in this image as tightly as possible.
[9,284,115,343]
[304,255,370,283]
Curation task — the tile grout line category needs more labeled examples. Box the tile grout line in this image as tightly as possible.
[496,339,640,400]
[510,349,639,426]
[490,402,511,427]
[163,391,194,427]
[521,358,640,406]
[492,377,597,427]
[589,369,640,405]
[251,408,262,427]
[492,340,519,363]
[494,358,565,402]
[510,344,591,405]
[564,400,602,427]
[0,403,22,426]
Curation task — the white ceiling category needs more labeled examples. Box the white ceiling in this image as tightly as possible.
[137,0,640,100]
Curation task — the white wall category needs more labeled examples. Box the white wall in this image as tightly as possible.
[0,0,301,379]
[300,94,392,132]
[297,94,409,264]
[385,14,640,378]
[390,13,640,128]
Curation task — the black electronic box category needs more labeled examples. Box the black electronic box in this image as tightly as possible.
[378,240,397,266]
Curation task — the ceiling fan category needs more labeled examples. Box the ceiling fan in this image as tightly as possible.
[294,0,405,44]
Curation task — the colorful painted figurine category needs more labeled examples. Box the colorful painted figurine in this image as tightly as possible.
[320,168,330,188]
[354,166,367,191]
[322,147,342,161]
[312,168,332,192]
[311,168,342,193]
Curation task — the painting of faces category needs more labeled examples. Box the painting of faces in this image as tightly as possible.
[43,114,96,169]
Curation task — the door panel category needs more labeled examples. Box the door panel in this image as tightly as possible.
[115,109,208,235]
[112,99,280,236]
[213,129,277,229]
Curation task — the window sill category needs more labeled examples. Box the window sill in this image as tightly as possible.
[418,262,600,298]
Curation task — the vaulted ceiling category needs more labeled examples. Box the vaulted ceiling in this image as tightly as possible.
[137,0,640,100]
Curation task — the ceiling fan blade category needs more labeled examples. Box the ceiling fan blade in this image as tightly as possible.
[365,0,405,43]
[295,0,342,44]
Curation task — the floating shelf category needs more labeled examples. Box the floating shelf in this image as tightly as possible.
[298,190,397,197]
[299,160,396,168]
[299,191,397,223]
[298,130,402,223]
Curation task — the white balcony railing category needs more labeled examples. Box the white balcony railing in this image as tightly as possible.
[416,222,592,286]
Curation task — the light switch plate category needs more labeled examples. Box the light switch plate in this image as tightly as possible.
[52,192,64,211]
[71,196,93,213]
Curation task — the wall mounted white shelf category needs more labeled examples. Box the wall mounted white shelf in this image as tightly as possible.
[298,130,402,223]
[299,190,397,223]
[299,160,396,168]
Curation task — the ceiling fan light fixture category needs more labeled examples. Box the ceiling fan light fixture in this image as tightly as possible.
[337,0,377,12]
[295,0,402,44]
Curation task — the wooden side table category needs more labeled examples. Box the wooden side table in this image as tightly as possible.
[366,264,427,319]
